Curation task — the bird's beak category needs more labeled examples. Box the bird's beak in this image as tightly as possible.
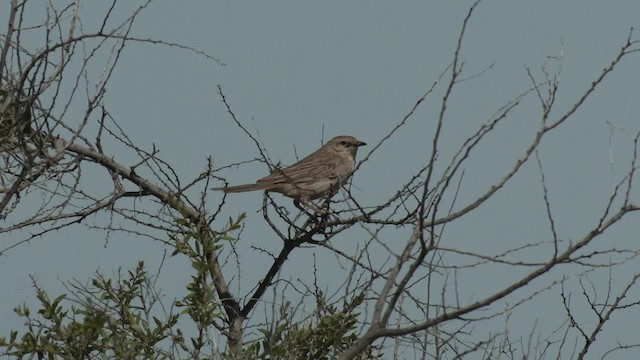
[357,141,367,147]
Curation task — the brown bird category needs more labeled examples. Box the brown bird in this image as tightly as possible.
[215,135,366,206]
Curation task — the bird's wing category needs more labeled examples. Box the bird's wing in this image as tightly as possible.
[257,156,339,185]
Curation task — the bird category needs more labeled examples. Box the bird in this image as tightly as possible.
[214,135,366,208]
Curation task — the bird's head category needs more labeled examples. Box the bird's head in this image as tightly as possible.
[327,135,367,159]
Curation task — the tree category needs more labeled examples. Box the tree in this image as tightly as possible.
[1,1,639,359]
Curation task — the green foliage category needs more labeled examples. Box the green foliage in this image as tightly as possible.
[172,213,245,335]
[240,292,381,360]
[0,262,179,359]
[1,214,377,359]
[0,216,244,359]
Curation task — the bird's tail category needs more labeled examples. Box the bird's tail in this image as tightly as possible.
[212,183,268,193]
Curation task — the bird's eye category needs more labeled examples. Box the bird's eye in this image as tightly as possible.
[340,141,347,146]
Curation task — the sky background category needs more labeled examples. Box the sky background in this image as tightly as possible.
[2,1,640,358]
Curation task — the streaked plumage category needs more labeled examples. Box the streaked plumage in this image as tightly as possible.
[216,135,366,200]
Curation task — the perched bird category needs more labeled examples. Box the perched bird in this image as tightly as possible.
[215,135,366,206]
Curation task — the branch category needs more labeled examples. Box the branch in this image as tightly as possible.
[62,141,241,323]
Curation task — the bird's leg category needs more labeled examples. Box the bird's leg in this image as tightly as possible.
[294,197,327,223]
[291,204,315,230]
[318,197,340,226]
[322,198,331,215]
[294,198,312,218]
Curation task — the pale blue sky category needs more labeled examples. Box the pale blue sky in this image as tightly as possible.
[2,1,640,358]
